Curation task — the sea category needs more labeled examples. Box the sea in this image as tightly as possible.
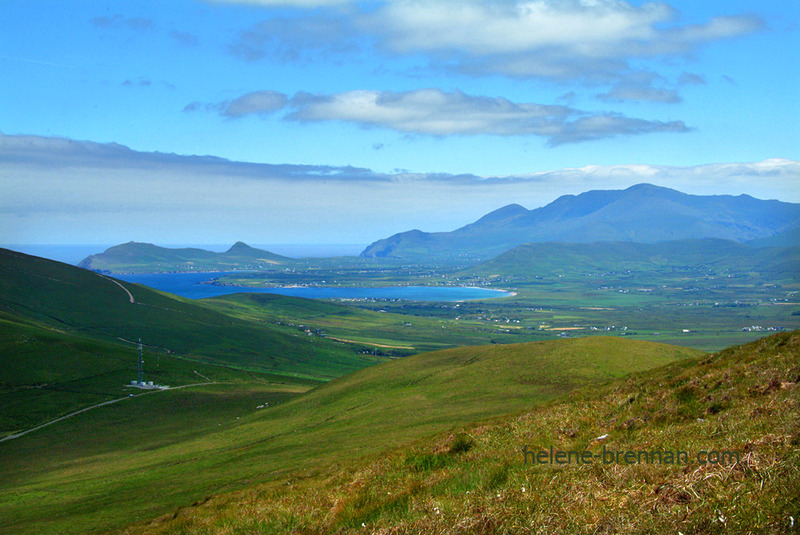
[113,272,509,302]
[3,244,509,302]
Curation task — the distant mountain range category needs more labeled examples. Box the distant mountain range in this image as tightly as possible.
[78,241,292,273]
[361,184,800,261]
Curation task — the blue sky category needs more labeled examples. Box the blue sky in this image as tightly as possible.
[1,0,798,248]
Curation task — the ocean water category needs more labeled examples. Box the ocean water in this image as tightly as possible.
[4,244,508,301]
[113,272,509,302]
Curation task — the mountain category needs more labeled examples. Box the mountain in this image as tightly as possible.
[78,241,293,273]
[361,184,800,261]
[472,238,800,279]
[749,225,800,248]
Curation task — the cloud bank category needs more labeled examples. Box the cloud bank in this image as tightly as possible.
[365,1,761,82]
[2,133,797,245]
[221,0,762,96]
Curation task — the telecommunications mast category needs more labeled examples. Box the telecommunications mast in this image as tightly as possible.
[137,338,143,385]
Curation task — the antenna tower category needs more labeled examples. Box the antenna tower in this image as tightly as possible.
[137,338,143,385]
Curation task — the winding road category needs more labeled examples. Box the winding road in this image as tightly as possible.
[96,273,135,303]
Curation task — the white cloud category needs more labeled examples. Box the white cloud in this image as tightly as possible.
[223,91,289,117]
[370,0,669,56]
[287,88,689,144]
[220,1,763,102]
[363,1,761,83]
[290,89,568,134]
[193,88,689,143]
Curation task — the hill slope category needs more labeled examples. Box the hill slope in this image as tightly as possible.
[78,241,293,273]
[472,238,800,279]
[129,331,800,535]
[361,184,800,261]
[0,249,384,398]
[0,336,700,534]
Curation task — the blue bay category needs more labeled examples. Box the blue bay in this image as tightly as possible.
[114,272,509,301]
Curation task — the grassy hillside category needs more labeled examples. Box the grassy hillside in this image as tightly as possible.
[127,331,799,535]
[0,314,310,435]
[0,248,383,380]
[0,337,699,534]
[0,248,388,434]
[472,239,799,278]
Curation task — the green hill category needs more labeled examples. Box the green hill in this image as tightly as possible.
[472,239,800,279]
[0,248,385,432]
[127,331,800,535]
[77,240,293,273]
[0,336,700,534]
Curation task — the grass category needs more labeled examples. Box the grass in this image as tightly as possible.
[0,248,391,433]
[2,245,797,533]
[125,331,800,535]
[0,248,386,383]
[0,337,698,534]
[0,312,321,435]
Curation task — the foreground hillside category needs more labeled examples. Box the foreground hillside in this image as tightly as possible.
[0,337,698,534]
[128,332,799,535]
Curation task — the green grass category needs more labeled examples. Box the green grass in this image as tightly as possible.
[202,292,509,354]
[0,313,317,435]
[0,382,310,534]
[125,331,800,535]
[0,337,699,534]
[0,248,385,382]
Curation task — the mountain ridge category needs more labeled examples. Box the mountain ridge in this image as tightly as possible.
[78,241,293,273]
[361,183,800,261]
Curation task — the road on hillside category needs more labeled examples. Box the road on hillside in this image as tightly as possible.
[0,382,217,443]
[95,273,135,303]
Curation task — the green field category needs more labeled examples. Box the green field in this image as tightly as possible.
[0,337,700,534]
[205,240,800,352]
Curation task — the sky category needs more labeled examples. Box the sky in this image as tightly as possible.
[1,0,798,249]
